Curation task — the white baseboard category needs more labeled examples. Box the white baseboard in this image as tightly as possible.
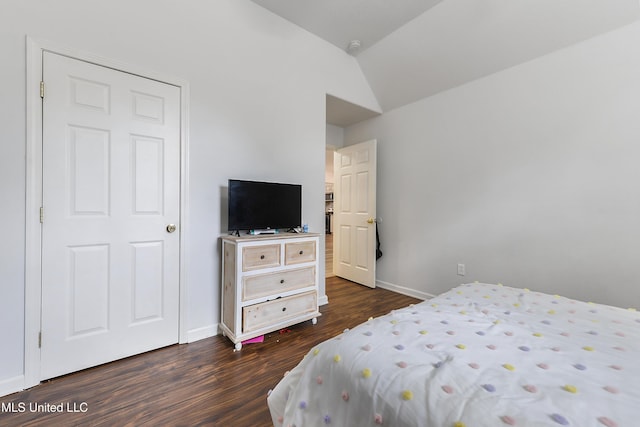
[376,280,435,301]
[318,294,329,306]
[0,375,25,398]
[187,324,219,343]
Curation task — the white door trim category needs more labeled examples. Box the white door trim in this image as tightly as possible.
[24,37,190,389]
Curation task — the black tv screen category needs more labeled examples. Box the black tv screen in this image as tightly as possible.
[228,179,302,231]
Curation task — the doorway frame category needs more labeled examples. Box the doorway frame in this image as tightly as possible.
[24,37,190,389]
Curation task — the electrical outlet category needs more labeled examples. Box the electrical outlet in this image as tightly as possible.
[457,263,466,276]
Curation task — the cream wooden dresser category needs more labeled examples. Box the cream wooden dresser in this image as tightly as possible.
[220,233,321,350]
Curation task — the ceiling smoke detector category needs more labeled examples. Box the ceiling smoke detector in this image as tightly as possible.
[347,39,361,55]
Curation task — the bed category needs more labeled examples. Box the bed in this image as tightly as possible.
[267,282,640,427]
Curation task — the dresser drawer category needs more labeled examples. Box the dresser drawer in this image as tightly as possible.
[243,291,317,333]
[242,244,281,271]
[243,266,315,301]
[285,241,316,265]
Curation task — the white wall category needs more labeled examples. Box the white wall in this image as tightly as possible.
[326,124,345,149]
[325,124,344,183]
[346,20,640,309]
[0,0,379,393]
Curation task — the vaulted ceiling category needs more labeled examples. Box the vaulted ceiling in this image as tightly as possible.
[251,0,640,126]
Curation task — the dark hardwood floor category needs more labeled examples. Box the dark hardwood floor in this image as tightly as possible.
[0,277,420,427]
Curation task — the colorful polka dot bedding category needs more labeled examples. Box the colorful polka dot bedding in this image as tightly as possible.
[267,283,640,427]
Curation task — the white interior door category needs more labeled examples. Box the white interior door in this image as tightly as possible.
[333,140,377,288]
[41,52,181,379]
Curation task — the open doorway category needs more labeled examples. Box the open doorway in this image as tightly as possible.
[325,94,380,282]
[325,146,336,277]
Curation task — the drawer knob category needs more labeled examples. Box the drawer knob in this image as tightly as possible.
[282,307,287,312]
[299,250,304,255]
[260,255,265,260]
[280,279,285,284]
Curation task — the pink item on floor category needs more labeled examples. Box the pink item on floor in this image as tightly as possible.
[242,335,264,345]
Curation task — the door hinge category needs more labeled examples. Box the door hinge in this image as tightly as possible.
[40,207,44,223]
[40,81,45,99]
[38,331,42,348]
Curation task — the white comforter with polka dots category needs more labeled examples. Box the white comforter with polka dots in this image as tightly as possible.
[267,283,640,427]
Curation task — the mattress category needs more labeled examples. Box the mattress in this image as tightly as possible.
[267,283,640,427]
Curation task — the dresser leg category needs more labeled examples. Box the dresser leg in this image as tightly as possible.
[234,342,242,352]
[312,317,318,325]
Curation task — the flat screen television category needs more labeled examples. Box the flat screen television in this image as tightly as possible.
[228,179,302,232]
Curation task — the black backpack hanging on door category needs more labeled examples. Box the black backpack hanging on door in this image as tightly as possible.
[376,224,383,260]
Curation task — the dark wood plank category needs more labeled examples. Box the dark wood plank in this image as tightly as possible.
[0,277,420,427]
